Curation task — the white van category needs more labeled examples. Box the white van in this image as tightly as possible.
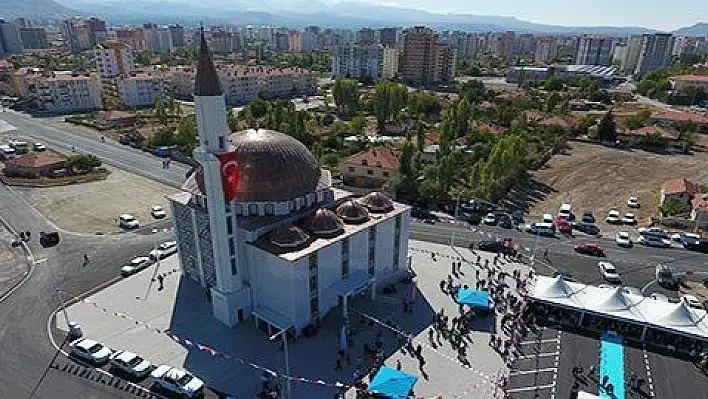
[119,214,140,229]
[558,203,572,219]
[542,213,554,223]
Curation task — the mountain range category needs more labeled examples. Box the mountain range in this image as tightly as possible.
[1,0,707,37]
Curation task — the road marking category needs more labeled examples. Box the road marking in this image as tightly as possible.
[509,367,557,376]
[505,383,556,393]
[517,351,559,360]
[520,338,560,345]
[550,330,562,399]
[643,347,656,397]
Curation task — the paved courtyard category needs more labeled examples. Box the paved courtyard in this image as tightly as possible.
[56,239,531,398]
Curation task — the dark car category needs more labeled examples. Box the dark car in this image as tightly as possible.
[573,222,600,236]
[460,212,482,225]
[574,242,605,257]
[498,215,513,229]
[684,238,708,253]
[477,239,515,254]
[581,211,595,224]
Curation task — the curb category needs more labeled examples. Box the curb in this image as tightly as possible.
[0,213,35,304]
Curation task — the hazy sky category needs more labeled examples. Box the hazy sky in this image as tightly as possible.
[366,0,706,30]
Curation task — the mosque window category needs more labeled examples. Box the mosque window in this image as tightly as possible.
[265,203,275,216]
[248,203,259,215]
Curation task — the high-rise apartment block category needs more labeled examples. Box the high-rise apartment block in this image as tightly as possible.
[93,42,134,78]
[169,25,185,48]
[0,19,23,57]
[18,27,48,50]
[634,34,674,75]
[63,19,93,53]
[382,47,399,79]
[575,36,613,66]
[535,36,557,64]
[332,44,383,80]
[401,27,455,87]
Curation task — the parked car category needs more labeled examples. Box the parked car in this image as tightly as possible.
[120,256,152,276]
[605,210,621,224]
[558,203,573,220]
[33,142,47,152]
[498,214,513,229]
[119,214,140,229]
[622,286,643,296]
[615,232,632,247]
[542,213,554,223]
[684,238,708,253]
[477,239,510,253]
[681,294,703,310]
[526,222,556,236]
[621,213,637,225]
[639,227,669,239]
[671,232,701,243]
[627,196,640,208]
[581,211,595,224]
[598,261,621,284]
[150,241,178,260]
[639,235,671,248]
[656,263,679,289]
[151,205,167,219]
[109,350,152,378]
[574,242,605,257]
[151,365,205,398]
[649,292,670,302]
[573,222,600,236]
[482,213,497,226]
[69,338,113,364]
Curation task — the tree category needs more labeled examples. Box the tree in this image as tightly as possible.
[332,78,360,118]
[153,98,168,127]
[597,111,617,143]
[546,92,562,113]
[544,76,565,91]
[65,154,102,173]
[175,115,198,153]
[459,80,486,104]
[660,200,690,216]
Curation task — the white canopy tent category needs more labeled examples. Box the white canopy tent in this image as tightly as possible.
[530,275,708,341]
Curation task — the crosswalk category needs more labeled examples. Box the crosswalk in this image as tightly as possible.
[505,328,561,399]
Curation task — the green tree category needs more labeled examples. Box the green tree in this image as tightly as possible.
[332,78,360,118]
[546,92,562,113]
[597,111,617,143]
[65,154,102,173]
[175,115,198,153]
[459,80,486,104]
[544,76,565,91]
[153,98,168,127]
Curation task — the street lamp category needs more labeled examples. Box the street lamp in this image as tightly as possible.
[451,197,461,247]
[269,327,292,399]
[35,258,70,326]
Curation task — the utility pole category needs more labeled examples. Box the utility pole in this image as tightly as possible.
[451,197,460,247]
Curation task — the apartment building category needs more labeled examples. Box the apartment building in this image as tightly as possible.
[116,28,147,52]
[382,47,399,79]
[169,25,185,48]
[331,44,383,80]
[63,19,93,53]
[18,27,48,50]
[210,31,238,54]
[218,65,317,105]
[0,19,23,57]
[575,36,613,66]
[12,68,102,113]
[93,42,134,78]
[380,27,397,48]
[288,30,302,52]
[116,71,169,107]
[435,45,456,84]
[634,33,675,75]
[535,36,558,64]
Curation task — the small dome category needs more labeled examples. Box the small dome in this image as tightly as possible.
[358,192,394,213]
[336,200,370,224]
[268,226,310,249]
[304,208,344,237]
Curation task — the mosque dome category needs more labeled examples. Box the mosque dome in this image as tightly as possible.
[226,129,320,202]
[267,226,311,249]
[358,192,394,213]
[304,208,345,237]
[336,200,370,224]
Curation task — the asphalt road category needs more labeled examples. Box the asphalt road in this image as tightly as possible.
[0,111,189,188]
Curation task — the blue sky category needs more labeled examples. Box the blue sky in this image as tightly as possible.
[366,0,706,30]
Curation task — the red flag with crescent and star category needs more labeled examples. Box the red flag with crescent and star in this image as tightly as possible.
[217,152,239,201]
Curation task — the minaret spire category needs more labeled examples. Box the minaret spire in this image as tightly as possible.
[195,26,223,96]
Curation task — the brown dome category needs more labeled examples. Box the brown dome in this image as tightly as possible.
[304,208,344,237]
[226,129,320,202]
[358,192,394,213]
[336,200,370,224]
[268,226,310,249]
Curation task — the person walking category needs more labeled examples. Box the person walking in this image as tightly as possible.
[396,359,402,371]
[334,358,342,372]
[157,274,164,290]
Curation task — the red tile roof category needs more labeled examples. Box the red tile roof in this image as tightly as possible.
[662,178,698,196]
[537,116,579,129]
[651,111,708,125]
[671,75,708,82]
[693,194,708,212]
[472,121,509,134]
[425,131,441,145]
[5,151,66,169]
[341,146,400,171]
[628,125,679,140]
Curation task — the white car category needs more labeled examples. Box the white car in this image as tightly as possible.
[109,350,152,378]
[622,286,643,296]
[598,261,622,284]
[605,210,621,224]
[151,205,167,219]
[69,338,113,364]
[151,365,205,398]
[622,213,636,225]
[120,256,152,276]
[671,232,701,243]
[627,196,640,208]
[482,213,497,225]
[150,241,178,260]
[650,292,669,302]
[542,213,554,223]
[615,232,632,247]
[33,142,47,152]
[681,295,703,310]
[119,213,140,229]
[558,203,572,220]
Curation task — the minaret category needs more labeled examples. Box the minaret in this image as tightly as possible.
[193,28,244,326]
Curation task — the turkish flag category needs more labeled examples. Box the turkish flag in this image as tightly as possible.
[217,152,239,201]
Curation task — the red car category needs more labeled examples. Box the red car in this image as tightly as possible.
[574,242,605,257]
[554,218,573,235]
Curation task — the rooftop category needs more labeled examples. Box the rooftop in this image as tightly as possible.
[671,75,708,82]
[5,151,66,169]
[628,125,679,140]
[662,178,698,196]
[651,111,708,125]
[340,146,400,170]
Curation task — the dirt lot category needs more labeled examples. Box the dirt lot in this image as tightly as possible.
[13,166,175,234]
[522,139,708,228]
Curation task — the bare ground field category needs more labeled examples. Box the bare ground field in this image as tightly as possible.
[512,138,708,227]
[13,166,175,234]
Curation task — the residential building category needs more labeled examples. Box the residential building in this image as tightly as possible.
[331,44,383,80]
[18,27,48,50]
[436,45,456,84]
[380,27,397,47]
[401,27,437,86]
[340,146,400,188]
[634,34,675,75]
[493,31,515,61]
[63,19,93,53]
[3,151,67,178]
[274,31,289,52]
[116,71,169,107]
[670,75,708,93]
[382,47,399,79]
[624,35,644,74]
[93,42,134,78]
[575,36,613,66]
[15,69,103,113]
[0,19,23,57]
[116,28,147,52]
[219,65,317,105]
[14,18,33,29]
[513,33,536,57]
[168,32,411,332]
[169,25,185,48]
[301,26,319,52]
[691,193,708,224]
[145,26,173,53]
[288,30,301,52]
[456,33,479,59]
[86,17,107,46]
[612,43,629,70]
[535,36,558,64]
[210,31,236,54]
[357,28,376,45]
[649,111,708,127]
[661,178,698,207]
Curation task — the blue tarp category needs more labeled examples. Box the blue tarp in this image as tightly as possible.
[457,288,490,308]
[368,366,418,399]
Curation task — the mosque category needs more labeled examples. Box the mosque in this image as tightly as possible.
[167,31,412,335]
